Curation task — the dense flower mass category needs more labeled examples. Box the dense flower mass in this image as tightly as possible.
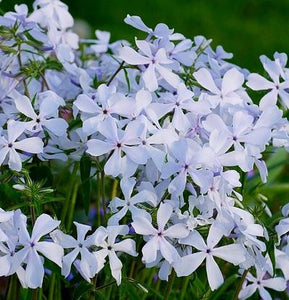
[0,0,289,299]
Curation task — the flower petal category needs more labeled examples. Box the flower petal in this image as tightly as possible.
[25,249,44,289]
[157,202,173,232]
[143,64,158,92]
[108,251,123,285]
[174,252,206,277]
[36,241,63,267]
[142,236,158,264]
[194,68,220,94]
[119,46,150,65]
[31,214,60,242]
[206,255,223,291]
[213,244,246,265]
[14,137,43,154]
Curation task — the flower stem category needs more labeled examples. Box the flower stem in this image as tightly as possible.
[180,275,191,300]
[48,274,56,300]
[30,205,36,226]
[96,172,101,227]
[233,269,249,300]
[107,61,125,86]
[32,289,38,300]
[67,181,79,231]
[61,163,78,225]
[164,270,175,300]
[101,170,106,222]
[6,275,18,300]
[17,43,30,98]
[111,179,118,199]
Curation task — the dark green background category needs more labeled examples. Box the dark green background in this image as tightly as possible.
[1,0,289,72]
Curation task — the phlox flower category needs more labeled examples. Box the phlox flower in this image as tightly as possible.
[51,222,106,282]
[93,225,138,285]
[203,111,271,152]
[247,58,289,109]
[161,138,212,196]
[14,213,63,288]
[11,90,68,137]
[86,117,146,177]
[108,177,157,225]
[73,84,132,135]
[132,202,189,264]
[194,67,245,108]
[124,15,184,40]
[238,267,286,300]
[30,0,74,30]
[146,83,199,132]
[119,40,180,91]
[175,224,246,291]
[0,119,43,171]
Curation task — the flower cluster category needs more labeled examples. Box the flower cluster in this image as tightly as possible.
[0,0,289,299]
[0,209,136,288]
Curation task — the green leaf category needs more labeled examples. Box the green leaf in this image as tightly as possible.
[210,274,238,300]
[261,184,289,193]
[29,165,53,187]
[266,148,289,184]
[266,238,276,275]
[80,153,92,215]
[123,67,131,92]
[72,281,91,300]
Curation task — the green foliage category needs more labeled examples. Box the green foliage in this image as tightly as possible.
[79,153,92,215]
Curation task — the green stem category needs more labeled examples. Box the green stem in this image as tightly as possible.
[61,163,78,225]
[180,275,190,300]
[96,172,101,227]
[17,43,30,98]
[48,274,56,300]
[107,61,125,86]
[38,288,43,300]
[56,276,62,300]
[40,73,50,90]
[30,204,36,226]
[32,289,38,300]
[67,181,79,231]
[111,179,118,199]
[164,270,175,300]
[94,281,116,291]
[101,170,106,222]
[233,269,249,300]
[129,260,136,279]
[6,275,17,300]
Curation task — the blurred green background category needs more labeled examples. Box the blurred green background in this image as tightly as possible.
[1,0,289,72]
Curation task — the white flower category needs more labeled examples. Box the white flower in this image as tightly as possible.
[175,224,246,291]
[14,213,63,288]
[86,117,145,177]
[119,40,180,91]
[93,225,137,285]
[194,67,245,108]
[74,84,132,135]
[247,59,289,109]
[161,138,212,196]
[30,0,74,30]
[11,90,68,137]
[51,222,106,282]
[132,202,189,264]
[0,120,43,171]
[238,267,286,300]
[108,177,157,225]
